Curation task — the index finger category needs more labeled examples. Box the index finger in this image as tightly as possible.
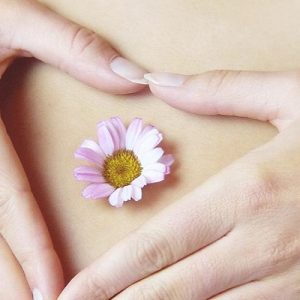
[0,118,64,299]
[1,0,147,94]
[0,236,33,300]
[58,166,241,300]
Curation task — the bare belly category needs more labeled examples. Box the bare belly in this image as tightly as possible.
[2,0,298,280]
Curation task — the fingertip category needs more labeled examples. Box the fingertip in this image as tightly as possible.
[146,79,187,110]
[100,56,147,94]
[144,72,192,103]
[23,246,64,300]
[32,288,43,300]
[144,72,189,87]
[110,57,148,85]
[90,70,148,95]
[76,54,149,95]
[58,54,148,95]
[7,0,148,95]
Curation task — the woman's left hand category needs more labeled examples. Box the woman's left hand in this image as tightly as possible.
[59,70,300,300]
[0,1,146,298]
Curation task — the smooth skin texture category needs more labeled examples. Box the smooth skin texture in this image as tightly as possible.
[2,0,300,299]
[59,70,300,299]
[0,0,146,299]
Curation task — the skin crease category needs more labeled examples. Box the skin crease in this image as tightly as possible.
[1,0,300,299]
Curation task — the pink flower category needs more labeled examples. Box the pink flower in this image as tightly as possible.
[74,117,174,207]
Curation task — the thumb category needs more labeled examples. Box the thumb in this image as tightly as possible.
[144,70,300,130]
[2,0,147,94]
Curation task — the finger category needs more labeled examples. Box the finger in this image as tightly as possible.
[211,274,299,300]
[112,229,273,300]
[114,216,300,300]
[113,235,239,300]
[2,0,147,94]
[58,168,240,300]
[0,235,33,300]
[0,118,64,300]
[144,70,300,130]
[211,282,288,300]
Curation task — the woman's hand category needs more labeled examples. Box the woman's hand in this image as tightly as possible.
[0,0,146,299]
[58,70,300,299]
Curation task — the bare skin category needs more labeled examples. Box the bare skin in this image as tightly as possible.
[2,0,300,299]
[0,0,146,299]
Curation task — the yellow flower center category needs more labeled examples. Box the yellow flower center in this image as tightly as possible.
[103,150,142,188]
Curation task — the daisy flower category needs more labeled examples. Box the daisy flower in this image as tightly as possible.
[74,117,174,207]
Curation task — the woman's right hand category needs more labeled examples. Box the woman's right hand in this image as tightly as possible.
[0,1,147,299]
[58,70,300,300]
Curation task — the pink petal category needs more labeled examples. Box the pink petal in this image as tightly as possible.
[99,119,121,151]
[132,185,142,201]
[142,170,165,183]
[136,126,160,145]
[75,166,101,174]
[80,139,104,156]
[82,183,115,199]
[141,125,155,135]
[134,133,163,156]
[159,154,175,167]
[74,166,105,183]
[121,185,133,202]
[143,163,166,173]
[97,117,127,150]
[97,124,115,155]
[125,118,143,150]
[131,175,147,188]
[139,147,164,167]
[111,117,127,149]
[74,147,104,165]
[108,188,124,207]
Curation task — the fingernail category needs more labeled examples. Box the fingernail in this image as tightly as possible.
[144,72,187,87]
[110,57,148,85]
[32,288,43,300]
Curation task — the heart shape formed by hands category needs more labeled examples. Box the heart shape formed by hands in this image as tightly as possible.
[2,1,300,300]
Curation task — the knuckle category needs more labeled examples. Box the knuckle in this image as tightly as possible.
[0,190,14,226]
[59,23,115,72]
[191,255,220,296]
[201,70,242,97]
[86,273,111,300]
[18,243,55,270]
[129,230,175,275]
[250,226,300,273]
[267,242,290,268]
[127,282,173,300]
[66,24,109,58]
[267,235,300,268]
[235,162,281,214]
[69,26,97,55]
[0,186,32,231]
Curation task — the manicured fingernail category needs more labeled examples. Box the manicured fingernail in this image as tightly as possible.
[32,288,43,300]
[110,57,148,85]
[144,72,188,87]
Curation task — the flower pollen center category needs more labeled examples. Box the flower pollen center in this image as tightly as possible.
[103,150,142,188]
